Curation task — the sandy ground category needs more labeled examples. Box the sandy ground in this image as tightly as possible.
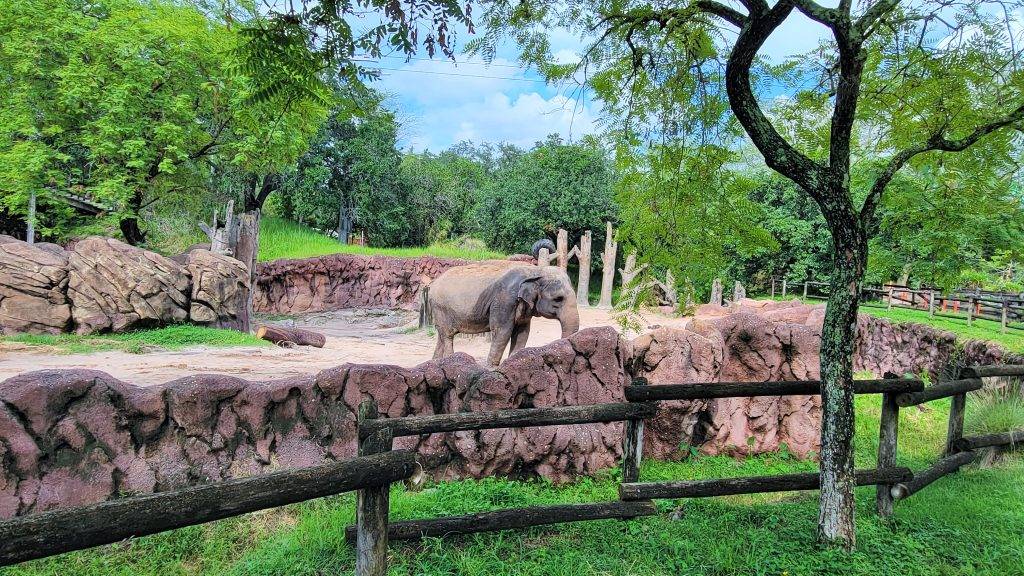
[0,307,690,386]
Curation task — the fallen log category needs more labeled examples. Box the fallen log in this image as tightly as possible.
[343,501,658,541]
[256,325,326,348]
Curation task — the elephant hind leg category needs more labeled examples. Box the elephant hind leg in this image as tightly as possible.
[433,326,456,359]
[509,322,531,356]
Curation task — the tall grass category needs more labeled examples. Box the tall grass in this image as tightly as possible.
[967,380,1024,436]
[258,218,506,262]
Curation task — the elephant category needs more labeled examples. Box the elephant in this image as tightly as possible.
[427,262,580,366]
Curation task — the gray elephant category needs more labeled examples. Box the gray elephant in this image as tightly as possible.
[427,262,580,366]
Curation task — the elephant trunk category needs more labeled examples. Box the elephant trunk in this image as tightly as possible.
[559,300,580,339]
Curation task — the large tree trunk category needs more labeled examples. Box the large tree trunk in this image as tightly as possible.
[817,209,868,550]
[233,209,260,333]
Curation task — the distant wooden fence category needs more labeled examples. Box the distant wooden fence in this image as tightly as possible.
[1,366,1022,573]
[771,279,1024,334]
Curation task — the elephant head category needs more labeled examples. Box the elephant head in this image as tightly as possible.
[511,266,580,338]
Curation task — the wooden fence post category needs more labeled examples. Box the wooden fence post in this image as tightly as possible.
[1001,299,1009,334]
[782,278,787,297]
[946,368,972,457]
[887,287,894,310]
[621,378,647,483]
[967,297,975,326]
[556,229,569,271]
[929,290,936,317]
[803,281,808,300]
[876,390,900,517]
[356,399,394,576]
[770,278,776,298]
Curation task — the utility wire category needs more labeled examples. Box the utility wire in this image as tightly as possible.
[357,53,533,70]
[358,64,550,83]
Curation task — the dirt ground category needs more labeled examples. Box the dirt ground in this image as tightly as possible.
[0,307,690,386]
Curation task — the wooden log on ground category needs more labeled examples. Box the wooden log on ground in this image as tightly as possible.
[619,467,912,501]
[343,501,658,542]
[890,451,977,501]
[0,451,415,567]
[895,378,983,407]
[964,365,1024,378]
[623,378,923,402]
[361,402,657,439]
[954,429,1024,451]
[356,400,395,576]
[256,325,326,348]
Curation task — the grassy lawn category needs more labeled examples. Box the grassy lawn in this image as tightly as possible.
[258,217,506,262]
[5,395,1022,576]
[0,325,268,354]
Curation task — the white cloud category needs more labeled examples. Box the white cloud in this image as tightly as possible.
[404,91,600,151]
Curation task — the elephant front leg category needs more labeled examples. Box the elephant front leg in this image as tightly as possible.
[487,325,513,366]
[509,321,531,356]
[433,326,456,359]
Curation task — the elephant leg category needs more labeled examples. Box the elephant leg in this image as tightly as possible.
[433,326,456,359]
[487,325,513,366]
[509,322,531,356]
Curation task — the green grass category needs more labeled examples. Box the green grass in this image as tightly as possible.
[0,324,268,354]
[5,395,1022,576]
[258,217,506,262]
[763,295,1024,354]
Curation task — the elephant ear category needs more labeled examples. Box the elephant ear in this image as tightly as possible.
[517,277,541,309]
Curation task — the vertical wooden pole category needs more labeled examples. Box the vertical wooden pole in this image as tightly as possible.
[771,277,776,298]
[876,391,899,517]
[26,191,36,244]
[1001,299,1009,334]
[802,281,808,300]
[946,368,973,457]
[598,222,617,308]
[967,297,975,326]
[356,399,393,576]
[556,229,569,271]
[538,247,553,267]
[621,378,647,483]
[886,287,894,310]
[576,230,592,307]
[782,278,787,297]
[929,290,936,317]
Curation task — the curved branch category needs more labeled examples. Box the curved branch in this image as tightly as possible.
[694,0,747,27]
[860,101,1024,224]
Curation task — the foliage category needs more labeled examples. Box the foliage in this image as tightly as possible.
[0,324,267,355]
[399,149,489,243]
[967,381,1024,437]
[256,216,504,262]
[476,134,617,255]
[6,395,1023,575]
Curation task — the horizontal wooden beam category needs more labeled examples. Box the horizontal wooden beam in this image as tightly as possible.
[623,379,923,402]
[895,378,983,407]
[954,429,1024,451]
[343,501,657,541]
[0,451,417,567]
[361,402,657,439]
[964,365,1024,378]
[891,451,976,501]
[619,467,912,501]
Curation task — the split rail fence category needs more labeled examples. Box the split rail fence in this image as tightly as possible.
[1,366,1022,574]
[771,278,1024,334]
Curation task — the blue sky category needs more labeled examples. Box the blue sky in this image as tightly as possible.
[365,9,834,152]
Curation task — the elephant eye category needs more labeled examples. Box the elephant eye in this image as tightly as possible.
[554,296,564,302]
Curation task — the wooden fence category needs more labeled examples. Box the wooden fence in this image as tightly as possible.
[1,366,1022,573]
[771,279,1024,334]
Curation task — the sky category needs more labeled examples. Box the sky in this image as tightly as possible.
[365,8,833,152]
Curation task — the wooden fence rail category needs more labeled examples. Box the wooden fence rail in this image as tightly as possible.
[3,365,1023,573]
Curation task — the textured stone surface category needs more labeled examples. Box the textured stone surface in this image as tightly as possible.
[67,237,191,334]
[186,250,249,330]
[0,241,71,334]
[254,253,471,314]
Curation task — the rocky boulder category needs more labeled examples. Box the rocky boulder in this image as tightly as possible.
[186,250,249,330]
[0,241,71,334]
[66,237,191,334]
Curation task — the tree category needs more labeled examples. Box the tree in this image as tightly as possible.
[476,135,618,254]
[474,0,1024,547]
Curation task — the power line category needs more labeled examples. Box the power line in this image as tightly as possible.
[357,53,533,70]
[360,64,550,83]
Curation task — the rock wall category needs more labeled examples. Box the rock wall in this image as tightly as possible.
[2,299,1020,518]
[253,253,470,314]
[0,236,249,335]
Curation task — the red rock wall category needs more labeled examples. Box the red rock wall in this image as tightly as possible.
[253,254,471,314]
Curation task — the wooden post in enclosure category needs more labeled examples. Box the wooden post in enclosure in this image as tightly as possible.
[575,230,592,307]
[876,386,900,518]
[619,252,646,292]
[771,278,776,298]
[1001,300,1009,334]
[598,222,617,308]
[946,369,972,456]
[556,229,569,271]
[710,278,723,305]
[803,281,809,300]
[929,290,936,317]
[356,399,394,576]
[538,247,553,266]
[782,278,787,297]
[886,286,894,310]
[621,378,647,483]
[733,281,746,302]
[967,297,975,326]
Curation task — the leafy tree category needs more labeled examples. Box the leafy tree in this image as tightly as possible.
[400,149,489,243]
[473,0,1024,547]
[476,135,617,254]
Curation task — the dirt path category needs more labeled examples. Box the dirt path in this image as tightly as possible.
[0,307,688,386]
